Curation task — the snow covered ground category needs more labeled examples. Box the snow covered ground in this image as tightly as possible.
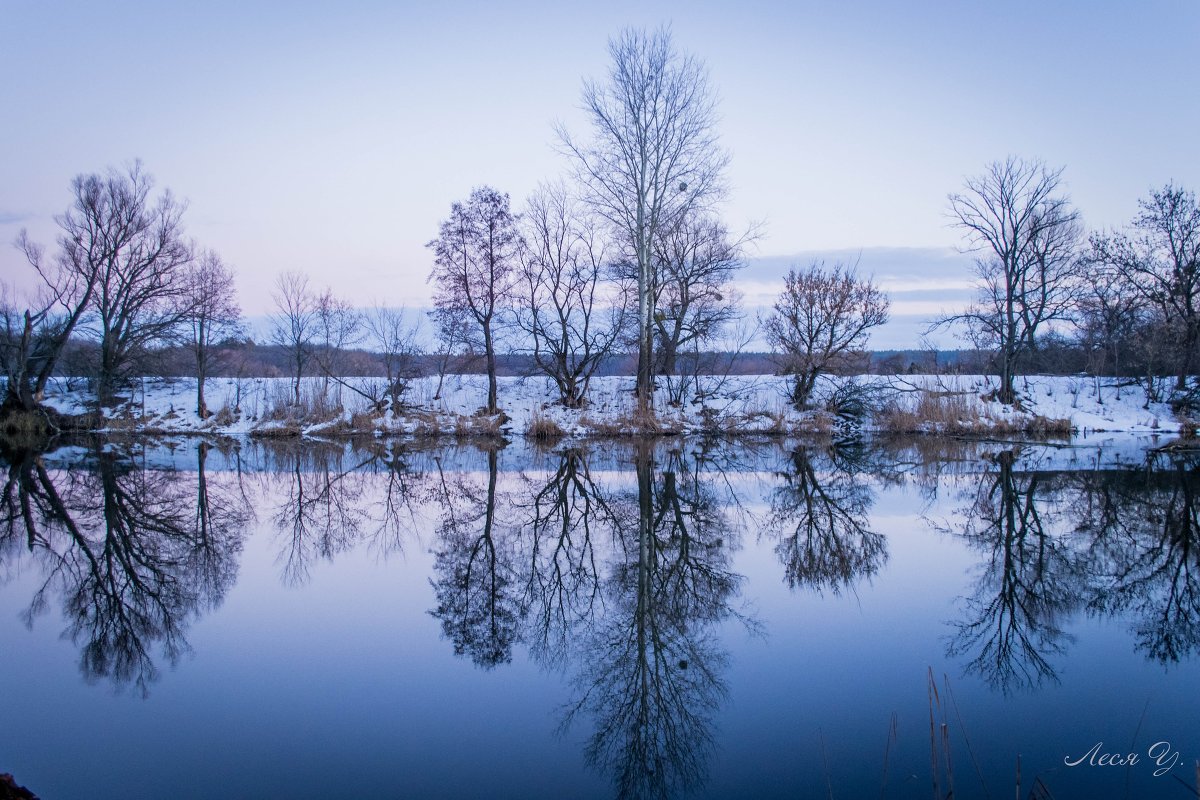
[31,371,1189,440]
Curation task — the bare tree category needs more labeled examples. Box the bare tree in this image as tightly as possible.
[650,213,752,403]
[72,163,193,405]
[939,157,1083,405]
[363,305,423,414]
[1,270,91,416]
[312,288,363,405]
[765,261,889,409]
[4,164,190,411]
[1072,260,1148,401]
[269,271,318,405]
[4,209,110,414]
[427,186,520,414]
[558,26,729,413]
[427,306,479,401]
[182,249,242,417]
[1089,183,1200,390]
[517,183,626,408]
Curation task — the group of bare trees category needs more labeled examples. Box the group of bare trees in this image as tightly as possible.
[938,156,1200,407]
[425,27,750,417]
[1,162,242,419]
[266,271,422,414]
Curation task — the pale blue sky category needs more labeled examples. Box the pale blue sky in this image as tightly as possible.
[2,0,1197,348]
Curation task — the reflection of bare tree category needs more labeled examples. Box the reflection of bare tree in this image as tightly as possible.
[1075,460,1200,663]
[946,451,1083,693]
[764,445,886,595]
[516,448,617,667]
[0,441,249,695]
[429,447,520,669]
[269,444,376,586]
[262,440,429,581]
[563,443,740,800]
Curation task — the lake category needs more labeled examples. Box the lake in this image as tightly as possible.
[1,435,1197,799]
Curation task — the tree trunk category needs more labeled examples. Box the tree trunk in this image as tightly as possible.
[791,370,817,410]
[293,351,302,405]
[636,244,654,415]
[484,320,498,414]
[999,350,1016,406]
[1177,322,1198,391]
[196,349,208,418]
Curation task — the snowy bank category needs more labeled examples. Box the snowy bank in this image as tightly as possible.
[24,372,1190,441]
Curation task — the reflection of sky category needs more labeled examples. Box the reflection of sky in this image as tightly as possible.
[1,1,1197,325]
[2,445,1199,798]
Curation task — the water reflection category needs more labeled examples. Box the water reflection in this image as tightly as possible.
[942,451,1083,692]
[4,437,1200,797]
[763,443,887,595]
[560,444,743,800]
[942,448,1200,693]
[0,440,250,695]
[516,447,615,667]
[1073,457,1200,664]
[430,446,521,668]
[265,440,429,583]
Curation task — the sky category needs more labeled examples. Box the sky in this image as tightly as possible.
[2,0,1197,349]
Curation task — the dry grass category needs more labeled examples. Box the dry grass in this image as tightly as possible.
[525,410,565,441]
[249,421,303,438]
[451,412,505,438]
[210,405,236,426]
[349,409,380,431]
[877,391,1072,436]
[580,406,667,436]
[790,411,835,435]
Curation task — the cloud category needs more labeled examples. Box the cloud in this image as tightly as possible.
[0,211,33,226]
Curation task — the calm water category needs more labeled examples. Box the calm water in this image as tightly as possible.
[1,436,1197,799]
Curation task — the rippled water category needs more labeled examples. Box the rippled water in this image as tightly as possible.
[1,436,1197,799]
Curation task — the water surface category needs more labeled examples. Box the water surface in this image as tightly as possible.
[1,436,1197,798]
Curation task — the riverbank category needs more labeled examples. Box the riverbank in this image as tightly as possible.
[17,373,1188,441]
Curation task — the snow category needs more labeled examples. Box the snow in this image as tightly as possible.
[28,372,1190,441]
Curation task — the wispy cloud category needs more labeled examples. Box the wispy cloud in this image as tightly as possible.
[0,211,33,226]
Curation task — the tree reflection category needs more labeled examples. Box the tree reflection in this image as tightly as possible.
[763,444,887,595]
[562,443,742,800]
[268,443,376,585]
[945,451,1083,693]
[429,446,520,668]
[516,447,617,667]
[0,440,249,695]
[261,440,431,583]
[1074,458,1200,663]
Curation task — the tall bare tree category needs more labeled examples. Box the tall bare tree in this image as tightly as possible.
[269,271,318,405]
[558,26,729,413]
[765,261,889,409]
[1089,183,1200,390]
[940,157,1082,405]
[76,163,193,405]
[517,183,626,408]
[182,249,242,417]
[428,186,520,414]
